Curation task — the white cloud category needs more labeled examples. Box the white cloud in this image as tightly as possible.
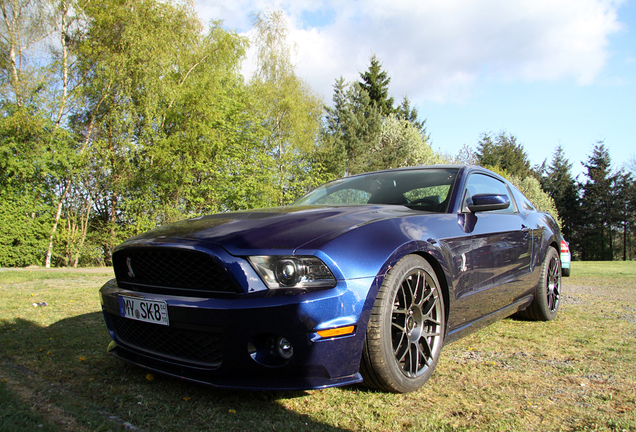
[196,0,625,103]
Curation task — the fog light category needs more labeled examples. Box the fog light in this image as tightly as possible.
[276,336,294,359]
[248,334,294,367]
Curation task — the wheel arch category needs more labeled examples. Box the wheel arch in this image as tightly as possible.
[371,241,452,332]
[310,221,456,343]
[541,236,561,271]
[415,251,451,337]
[549,239,560,253]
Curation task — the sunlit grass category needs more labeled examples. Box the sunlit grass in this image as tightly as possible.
[0,267,113,288]
[570,260,636,278]
[0,264,634,431]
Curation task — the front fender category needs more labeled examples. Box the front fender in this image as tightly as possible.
[296,215,458,332]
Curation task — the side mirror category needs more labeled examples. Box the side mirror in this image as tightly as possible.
[467,193,510,213]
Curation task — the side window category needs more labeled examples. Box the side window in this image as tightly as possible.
[512,188,536,212]
[462,174,516,214]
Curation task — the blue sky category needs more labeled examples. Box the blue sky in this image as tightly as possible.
[196,0,635,180]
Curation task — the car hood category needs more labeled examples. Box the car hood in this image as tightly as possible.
[117,205,420,255]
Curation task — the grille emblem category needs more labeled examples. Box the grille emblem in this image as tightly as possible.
[126,257,135,279]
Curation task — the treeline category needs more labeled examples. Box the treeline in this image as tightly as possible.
[474,132,635,262]
[0,0,633,267]
[0,0,442,267]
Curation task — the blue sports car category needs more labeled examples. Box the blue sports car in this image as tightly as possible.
[99,165,563,393]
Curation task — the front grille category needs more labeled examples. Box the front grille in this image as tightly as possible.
[109,313,222,367]
[113,248,237,296]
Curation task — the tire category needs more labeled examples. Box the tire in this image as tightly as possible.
[360,255,446,393]
[520,246,561,321]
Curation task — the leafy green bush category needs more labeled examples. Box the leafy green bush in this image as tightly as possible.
[484,165,561,226]
[0,196,51,267]
[509,174,561,226]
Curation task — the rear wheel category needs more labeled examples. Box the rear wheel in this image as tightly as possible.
[520,246,561,321]
[360,255,445,393]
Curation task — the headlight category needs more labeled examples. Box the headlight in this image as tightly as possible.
[249,256,336,289]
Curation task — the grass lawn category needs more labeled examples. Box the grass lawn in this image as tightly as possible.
[1,262,635,431]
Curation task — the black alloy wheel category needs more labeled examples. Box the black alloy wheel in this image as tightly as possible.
[520,246,561,321]
[360,255,446,393]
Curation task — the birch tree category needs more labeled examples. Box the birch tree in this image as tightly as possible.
[250,10,323,205]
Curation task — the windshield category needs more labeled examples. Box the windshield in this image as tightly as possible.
[294,168,459,213]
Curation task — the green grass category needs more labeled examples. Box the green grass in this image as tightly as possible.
[569,260,636,278]
[0,381,59,432]
[0,267,113,284]
[0,263,635,431]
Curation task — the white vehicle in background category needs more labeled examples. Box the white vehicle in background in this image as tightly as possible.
[561,240,571,277]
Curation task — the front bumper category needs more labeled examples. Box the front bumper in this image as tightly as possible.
[99,277,375,390]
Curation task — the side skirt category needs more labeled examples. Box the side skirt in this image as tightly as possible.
[444,295,533,345]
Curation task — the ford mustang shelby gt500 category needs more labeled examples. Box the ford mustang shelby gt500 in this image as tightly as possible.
[99,165,563,393]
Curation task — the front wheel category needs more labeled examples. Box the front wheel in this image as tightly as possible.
[360,255,446,393]
[520,246,561,321]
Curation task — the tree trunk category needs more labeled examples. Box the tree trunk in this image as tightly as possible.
[73,196,93,267]
[44,180,71,268]
[623,219,627,261]
[43,93,106,267]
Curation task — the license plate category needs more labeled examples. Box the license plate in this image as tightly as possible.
[119,296,169,326]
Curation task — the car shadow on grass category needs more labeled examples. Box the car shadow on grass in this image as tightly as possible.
[0,313,349,432]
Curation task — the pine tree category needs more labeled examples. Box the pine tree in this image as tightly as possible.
[358,55,394,116]
[476,131,532,179]
[316,77,349,179]
[579,142,617,260]
[396,96,427,136]
[540,145,579,242]
[614,171,635,260]
[341,83,383,175]
[317,78,382,177]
